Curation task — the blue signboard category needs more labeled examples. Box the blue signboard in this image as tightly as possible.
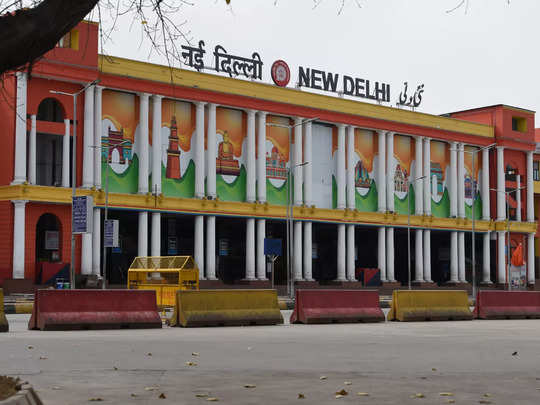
[264,238,282,256]
[104,219,119,248]
[72,196,93,234]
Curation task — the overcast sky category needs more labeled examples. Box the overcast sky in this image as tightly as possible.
[102,0,540,126]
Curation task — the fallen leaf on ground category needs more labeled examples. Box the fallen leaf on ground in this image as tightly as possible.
[335,394,345,399]
[344,381,352,385]
[196,393,209,398]
[185,361,197,366]
[145,386,159,391]
[335,389,348,396]
[207,398,219,402]
[320,376,327,380]
[39,356,48,360]
[411,393,425,398]
[357,392,369,396]
[27,346,34,350]
[483,393,491,397]
[440,393,454,396]
[512,351,518,356]
[244,384,256,388]
[130,394,137,397]
[479,401,491,404]
[52,386,62,390]
[447,400,455,404]
[147,352,152,356]
[89,398,103,402]
[159,393,166,399]
[432,368,437,371]
[192,352,200,356]
[298,393,305,399]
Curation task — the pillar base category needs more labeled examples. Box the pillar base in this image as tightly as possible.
[527,283,537,291]
[480,281,495,287]
[381,281,401,288]
[412,281,438,288]
[294,280,319,289]
[445,281,462,287]
[199,279,272,289]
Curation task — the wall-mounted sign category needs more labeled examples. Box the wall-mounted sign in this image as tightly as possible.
[72,196,93,234]
[396,82,424,108]
[104,219,119,248]
[271,60,290,87]
[168,237,178,255]
[45,231,59,250]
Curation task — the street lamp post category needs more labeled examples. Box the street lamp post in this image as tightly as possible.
[266,117,318,298]
[50,79,99,289]
[407,175,426,290]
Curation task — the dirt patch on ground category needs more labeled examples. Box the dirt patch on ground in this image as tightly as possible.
[0,376,21,401]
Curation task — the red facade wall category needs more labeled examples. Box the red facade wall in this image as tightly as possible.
[0,74,17,187]
[0,201,14,286]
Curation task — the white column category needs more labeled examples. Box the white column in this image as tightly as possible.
[336,224,346,281]
[12,72,27,185]
[256,219,266,280]
[423,138,431,216]
[458,231,466,282]
[246,109,256,203]
[516,175,522,222]
[423,229,432,282]
[138,93,150,194]
[195,215,204,279]
[346,224,355,281]
[527,233,535,285]
[482,147,490,220]
[303,121,313,207]
[138,212,148,257]
[496,146,505,220]
[82,86,94,188]
[293,221,303,280]
[336,124,346,209]
[62,119,71,187]
[28,115,36,185]
[205,216,217,280]
[386,227,395,282]
[497,231,506,284]
[450,231,458,282]
[386,131,395,212]
[457,143,465,218]
[346,126,355,209]
[378,227,386,282]
[12,200,27,279]
[482,232,491,284]
[207,104,217,199]
[414,229,423,282]
[294,118,304,206]
[151,212,161,256]
[256,112,267,203]
[303,222,313,281]
[94,86,103,188]
[151,95,162,194]
[81,233,92,275]
[527,151,534,222]
[378,130,386,213]
[415,136,423,215]
[195,102,206,198]
[92,208,101,275]
[450,142,458,217]
[245,218,255,280]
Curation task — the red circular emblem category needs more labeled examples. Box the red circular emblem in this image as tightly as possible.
[271,60,290,87]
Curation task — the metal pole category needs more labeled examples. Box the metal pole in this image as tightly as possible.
[507,193,511,291]
[287,126,292,298]
[472,151,476,299]
[70,94,77,290]
[102,147,110,289]
[407,180,411,290]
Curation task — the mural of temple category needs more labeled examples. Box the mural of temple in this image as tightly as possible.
[394,164,409,193]
[464,174,478,199]
[102,127,132,164]
[354,160,371,188]
[431,162,444,194]
[266,146,287,180]
[216,131,240,176]
[166,116,181,180]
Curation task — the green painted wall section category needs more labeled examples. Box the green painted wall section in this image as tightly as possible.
[266,178,289,206]
[162,160,195,198]
[395,187,415,215]
[355,181,378,212]
[431,188,450,218]
[101,154,139,194]
[465,196,483,220]
[216,165,247,202]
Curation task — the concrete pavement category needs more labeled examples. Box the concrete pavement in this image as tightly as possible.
[1,312,540,404]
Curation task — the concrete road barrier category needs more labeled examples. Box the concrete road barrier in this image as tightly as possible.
[475,290,540,319]
[171,289,283,327]
[290,289,385,324]
[28,290,162,331]
[0,289,8,332]
[388,290,473,322]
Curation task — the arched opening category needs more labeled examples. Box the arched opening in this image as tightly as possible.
[35,213,62,263]
[37,98,65,122]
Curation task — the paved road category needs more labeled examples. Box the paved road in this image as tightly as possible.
[2,312,540,404]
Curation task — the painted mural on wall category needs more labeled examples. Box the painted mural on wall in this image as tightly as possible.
[464,145,482,219]
[430,140,450,218]
[101,90,139,194]
[265,115,290,205]
[161,100,196,198]
[392,135,416,214]
[216,107,247,202]
[353,129,378,212]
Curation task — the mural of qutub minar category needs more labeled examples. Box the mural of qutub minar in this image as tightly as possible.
[166,115,181,180]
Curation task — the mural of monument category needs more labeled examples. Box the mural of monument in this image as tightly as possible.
[216,130,241,176]
[266,146,287,180]
[102,127,132,164]
[431,162,444,194]
[394,164,409,193]
[165,116,181,180]
[354,159,371,188]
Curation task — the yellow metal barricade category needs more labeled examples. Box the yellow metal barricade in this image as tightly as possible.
[127,256,199,309]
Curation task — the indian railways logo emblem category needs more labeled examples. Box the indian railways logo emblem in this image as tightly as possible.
[271,60,290,87]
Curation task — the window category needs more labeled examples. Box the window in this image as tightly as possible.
[35,134,67,186]
[534,161,540,181]
[37,98,64,123]
[512,116,527,133]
